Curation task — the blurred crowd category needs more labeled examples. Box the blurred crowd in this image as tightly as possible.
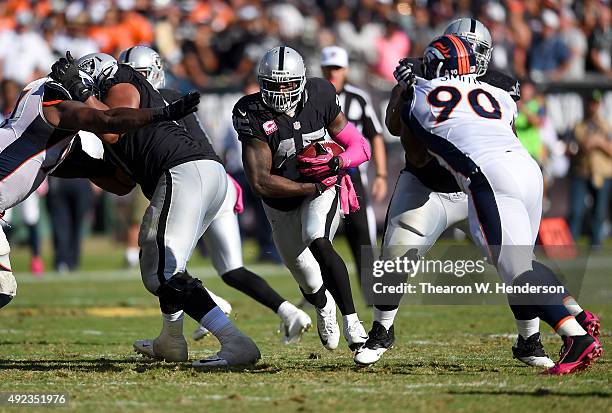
[0,0,610,273]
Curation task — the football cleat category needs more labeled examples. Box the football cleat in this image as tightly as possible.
[512,332,555,368]
[279,306,312,344]
[344,318,368,351]
[133,334,188,362]
[354,321,395,366]
[315,290,340,350]
[544,334,603,375]
[192,331,260,368]
[576,310,600,338]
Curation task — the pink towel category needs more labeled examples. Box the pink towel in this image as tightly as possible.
[339,174,360,214]
[227,174,244,214]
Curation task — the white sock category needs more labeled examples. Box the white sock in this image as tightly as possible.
[557,317,587,337]
[374,307,398,331]
[515,318,539,340]
[276,301,296,322]
[200,306,232,337]
[161,310,184,338]
[343,313,359,327]
[563,296,583,317]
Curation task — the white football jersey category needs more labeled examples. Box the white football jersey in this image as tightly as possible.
[0,78,76,211]
[406,75,526,176]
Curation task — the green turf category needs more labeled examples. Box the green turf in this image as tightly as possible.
[0,238,609,412]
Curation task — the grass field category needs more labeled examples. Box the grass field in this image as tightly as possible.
[0,238,609,412]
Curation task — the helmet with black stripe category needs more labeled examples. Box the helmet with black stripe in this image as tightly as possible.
[118,46,165,89]
[423,34,477,80]
[257,46,306,113]
[444,18,492,77]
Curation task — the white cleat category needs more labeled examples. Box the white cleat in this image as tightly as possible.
[192,331,260,368]
[192,325,210,341]
[279,306,312,344]
[206,288,232,315]
[344,318,368,351]
[315,290,340,350]
[133,334,188,362]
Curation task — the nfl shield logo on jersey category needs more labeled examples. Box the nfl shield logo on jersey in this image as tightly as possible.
[263,120,278,135]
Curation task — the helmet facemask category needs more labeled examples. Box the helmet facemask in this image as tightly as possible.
[460,32,492,76]
[259,71,305,113]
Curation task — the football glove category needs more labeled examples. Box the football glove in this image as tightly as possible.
[297,151,335,179]
[393,58,416,91]
[314,175,338,196]
[50,51,92,102]
[150,91,201,122]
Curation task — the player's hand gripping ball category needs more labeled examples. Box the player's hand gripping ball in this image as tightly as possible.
[297,141,344,180]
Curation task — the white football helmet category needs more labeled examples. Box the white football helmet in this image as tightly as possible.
[444,18,492,76]
[76,52,118,94]
[118,46,165,89]
[257,46,306,113]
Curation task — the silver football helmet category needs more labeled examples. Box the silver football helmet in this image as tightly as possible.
[444,18,492,76]
[76,52,118,93]
[257,46,306,113]
[118,46,165,89]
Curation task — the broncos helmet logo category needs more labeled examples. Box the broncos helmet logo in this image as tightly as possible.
[431,41,452,58]
[423,34,477,79]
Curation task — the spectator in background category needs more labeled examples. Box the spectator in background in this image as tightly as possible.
[46,178,93,272]
[528,9,570,82]
[403,1,436,57]
[0,9,54,85]
[586,4,611,76]
[568,91,612,248]
[483,2,514,74]
[559,7,587,80]
[51,5,100,58]
[515,80,546,165]
[373,16,410,82]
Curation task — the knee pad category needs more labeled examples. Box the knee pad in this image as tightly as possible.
[156,271,203,314]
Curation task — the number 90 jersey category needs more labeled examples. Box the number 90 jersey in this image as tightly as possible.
[404,75,526,178]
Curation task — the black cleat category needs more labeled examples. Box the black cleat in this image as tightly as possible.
[354,321,395,366]
[512,332,555,368]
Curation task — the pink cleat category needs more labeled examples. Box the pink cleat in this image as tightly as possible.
[544,334,603,375]
[30,257,44,275]
[577,310,600,338]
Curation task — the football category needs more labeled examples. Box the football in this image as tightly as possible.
[299,140,344,158]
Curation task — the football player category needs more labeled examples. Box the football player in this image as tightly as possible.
[393,34,601,375]
[356,18,599,368]
[233,46,370,351]
[0,62,198,310]
[49,52,261,368]
[115,47,311,353]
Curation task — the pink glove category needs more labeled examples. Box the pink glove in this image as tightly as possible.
[314,174,338,195]
[339,174,360,214]
[297,151,334,179]
[227,174,244,214]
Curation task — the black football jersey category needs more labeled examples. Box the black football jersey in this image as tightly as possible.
[100,65,220,199]
[402,57,520,193]
[233,77,341,210]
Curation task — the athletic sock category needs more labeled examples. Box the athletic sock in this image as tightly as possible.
[556,317,587,337]
[515,318,539,340]
[221,267,285,311]
[374,306,398,331]
[161,310,184,338]
[199,306,232,337]
[309,238,356,315]
[276,301,296,322]
[301,285,327,309]
[343,313,359,328]
[562,296,584,317]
